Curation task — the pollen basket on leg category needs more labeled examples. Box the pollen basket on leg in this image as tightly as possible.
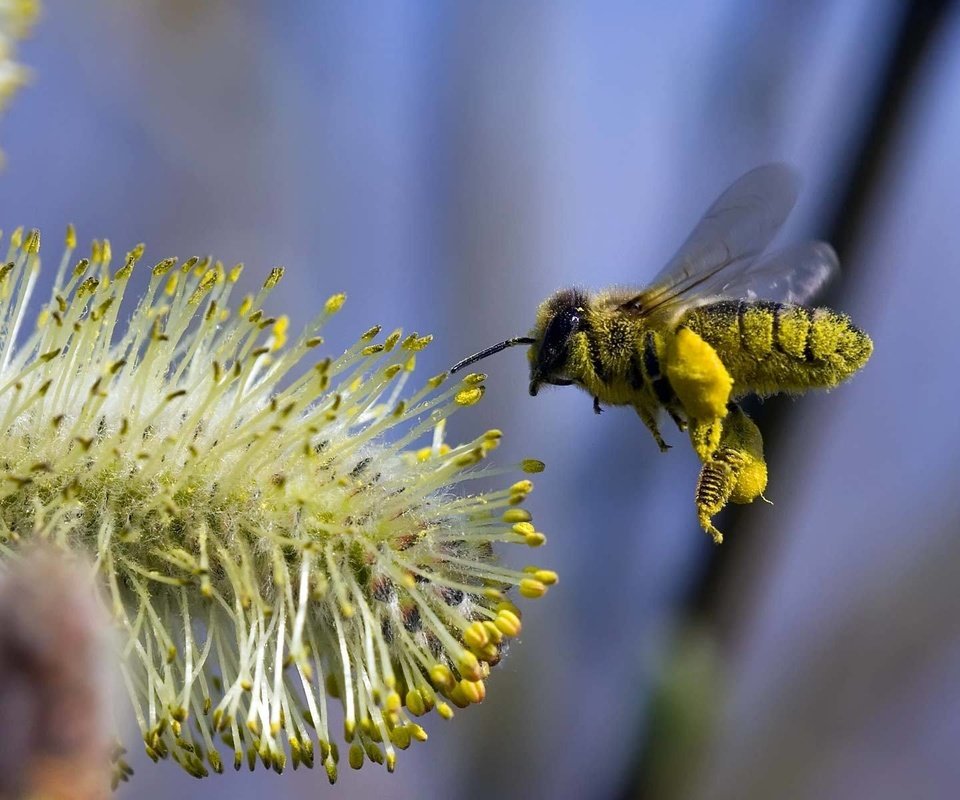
[0,228,554,783]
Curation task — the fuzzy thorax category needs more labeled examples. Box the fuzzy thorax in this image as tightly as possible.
[0,227,555,783]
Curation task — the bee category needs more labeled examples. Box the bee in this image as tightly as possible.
[451,164,873,541]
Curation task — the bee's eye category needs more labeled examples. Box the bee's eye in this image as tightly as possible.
[536,308,580,375]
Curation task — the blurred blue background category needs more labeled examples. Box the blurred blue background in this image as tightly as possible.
[2,2,959,799]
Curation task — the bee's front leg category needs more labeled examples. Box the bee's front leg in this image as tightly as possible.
[634,405,670,452]
[593,396,603,415]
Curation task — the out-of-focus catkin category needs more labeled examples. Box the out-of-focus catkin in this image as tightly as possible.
[0,546,116,799]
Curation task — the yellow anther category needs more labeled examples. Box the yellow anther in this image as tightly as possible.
[482,620,503,644]
[24,228,40,254]
[510,479,534,494]
[521,458,546,473]
[319,293,345,314]
[534,569,559,586]
[271,316,289,350]
[385,690,401,713]
[512,521,535,536]
[482,435,501,451]
[455,387,484,406]
[348,743,364,770]
[151,256,177,276]
[389,726,411,750]
[453,449,484,468]
[410,723,428,742]
[456,651,482,682]
[384,330,402,351]
[437,702,454,720]
[460,679,485,704]
[405,334,433,352]
[405,689,426,717]
[116,247,143,280]
[519,578,547,599]
[478,642,499,662]
[495,609,522,637]
[525,531,546,547]
[363,741,383,763]
[462,372,486,385]
[77,277,99,298]
[221,262,242,283]
[463,621,489,650]
[502,509,532,524]
[447,683,470,708]
[263,266,285,289]
[65,223,77,249]
[429,664,455,691]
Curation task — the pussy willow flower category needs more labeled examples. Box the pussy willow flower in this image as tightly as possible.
[0,1,38,154]
[0,226,556,784]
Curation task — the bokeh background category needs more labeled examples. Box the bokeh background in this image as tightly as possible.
[2,2,959,799]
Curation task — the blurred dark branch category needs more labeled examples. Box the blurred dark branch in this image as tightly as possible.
[695,486,960,800]
[690,0,954,635]
[621,2,954,798]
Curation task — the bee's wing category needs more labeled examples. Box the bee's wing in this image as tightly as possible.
[620,163,801,319]
[713,240,838,304]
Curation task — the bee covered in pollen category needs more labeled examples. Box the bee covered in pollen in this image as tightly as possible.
[451,164,873,542]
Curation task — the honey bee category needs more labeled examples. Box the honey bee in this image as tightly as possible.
[451,164,873,542]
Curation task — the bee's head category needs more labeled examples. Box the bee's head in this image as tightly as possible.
[528,288,587,396]
[447,288,588,392]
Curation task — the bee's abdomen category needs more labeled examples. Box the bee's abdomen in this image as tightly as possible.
[680,300,872,396]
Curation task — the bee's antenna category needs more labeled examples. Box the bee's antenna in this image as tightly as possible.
[450,337,537,374]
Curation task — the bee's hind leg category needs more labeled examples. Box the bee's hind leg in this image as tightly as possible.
[593,396,603,415]
[694,406,769,544]
[669,409,687,432]
[634,405,670,452]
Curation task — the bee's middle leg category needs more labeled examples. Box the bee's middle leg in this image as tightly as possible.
[634,405,670,452]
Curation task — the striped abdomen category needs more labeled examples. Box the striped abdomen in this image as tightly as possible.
[678,300,872,398]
